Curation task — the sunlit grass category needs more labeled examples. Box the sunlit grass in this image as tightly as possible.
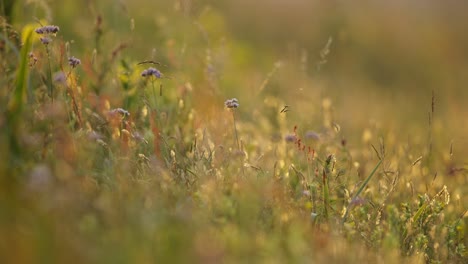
[1,1,467,263]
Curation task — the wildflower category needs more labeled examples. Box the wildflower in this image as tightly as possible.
[224,98,242,153]
[68,56,81,68]
[224,98,239,109]
[305,131,320,141]
[141,67,162,78]
[40,37,52,45]
[36,25,59,46]
[35,25,60,34]
[53,71,66,84]
[284,134,297,143]
[28,52,38,67]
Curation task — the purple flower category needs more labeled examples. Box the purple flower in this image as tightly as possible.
[35,25,60,34]
[40,37,52,45]
[284,134,297,143]
[68,56,81,68]
[141,67,162,78]
[53,71,66,84]
[224,98,239,109]
[36,25,59,46]
[305,131,320,141]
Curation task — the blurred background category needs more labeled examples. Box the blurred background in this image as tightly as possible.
[11,1,468,92]
[5,0,467,184]
[2,1,467,262]
[211,0,468,123]
[6,0,468,178]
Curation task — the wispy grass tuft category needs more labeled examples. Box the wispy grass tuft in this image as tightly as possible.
[1,2,466,263]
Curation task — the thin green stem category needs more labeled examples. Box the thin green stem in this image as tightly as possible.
[232,111,240,150]
[323,170,329,220]
[231,110,245,176]
[45,45,54,101]
[342,158,383,224]
[322,155,333,220]
[151,77,158,110]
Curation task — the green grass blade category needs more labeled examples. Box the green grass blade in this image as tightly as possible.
[323,170,330,220]
[342,159,382,223]
[322,155,333,220]
[6,28,33,156]
[8,29,32,116]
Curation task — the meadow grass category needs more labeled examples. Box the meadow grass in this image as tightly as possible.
[1,1,467,263]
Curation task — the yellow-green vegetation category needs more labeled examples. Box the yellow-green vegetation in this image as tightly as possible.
[1,1,467,263]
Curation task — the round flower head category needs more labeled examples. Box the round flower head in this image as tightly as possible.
[36,25,59,46]
[284,134,297,143]
[40,37,52,45]
[141,67,162,78]
[68,56,81,68]
[225,98,239,109]
[35,25,60,35]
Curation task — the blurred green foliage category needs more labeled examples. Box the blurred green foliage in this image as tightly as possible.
[1,0,467,263]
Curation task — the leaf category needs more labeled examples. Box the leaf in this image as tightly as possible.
[6,27,33,156]
[8,27,33,116]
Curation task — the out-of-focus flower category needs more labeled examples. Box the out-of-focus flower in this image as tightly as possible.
[53,71,66,84]
[40,37,52,45]
[305,131,320,141]
[284,134,297,143]
[68,56,81,68]
[141,67,162,78]
[35,25,60,34]
[224,98,239,109]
